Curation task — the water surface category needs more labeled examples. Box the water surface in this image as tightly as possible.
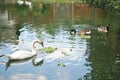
[0,1,120,80]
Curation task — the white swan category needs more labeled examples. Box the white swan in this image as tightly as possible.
[0,40,44,60]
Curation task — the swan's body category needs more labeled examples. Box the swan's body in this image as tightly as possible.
[7,50,34,60]
[0,40,44,60]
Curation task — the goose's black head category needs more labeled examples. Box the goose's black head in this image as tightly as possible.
[70,29,77,35]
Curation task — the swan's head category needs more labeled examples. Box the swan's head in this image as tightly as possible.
[35,40,44,47]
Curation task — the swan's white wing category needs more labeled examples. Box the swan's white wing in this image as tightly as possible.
[10,50,34,60]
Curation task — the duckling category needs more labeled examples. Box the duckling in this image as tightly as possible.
[70,29,91,35]
[97,25,109,33]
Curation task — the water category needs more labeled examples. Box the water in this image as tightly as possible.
[0,2,120,80]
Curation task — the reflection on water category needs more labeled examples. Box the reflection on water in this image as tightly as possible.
[4,55,44,70]
[0,1,120,80]
[9,73,47,80]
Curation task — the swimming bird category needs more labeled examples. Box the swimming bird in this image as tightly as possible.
[97,25,109,33]
[0,40,44,60]
[70,29,91,35]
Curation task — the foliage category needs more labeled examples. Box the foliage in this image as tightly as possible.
[32,0,120,14]
[40,47,57,53]
[86,0,120,11]
[32,3,50,16]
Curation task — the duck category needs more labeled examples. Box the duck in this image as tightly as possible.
[97,25,109,33]
[0,40,44,60]
[70,29,91,35]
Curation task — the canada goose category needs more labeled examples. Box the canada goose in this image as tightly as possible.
[0,40,44,60]
[70,29,91,35]
[97,25,109,33]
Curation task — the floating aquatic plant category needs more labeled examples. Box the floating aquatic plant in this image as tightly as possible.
[40,47,57,53]
[80,35,91,39]
[57,61,66,67]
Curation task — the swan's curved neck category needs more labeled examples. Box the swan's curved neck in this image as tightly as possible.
[31,40,43,55]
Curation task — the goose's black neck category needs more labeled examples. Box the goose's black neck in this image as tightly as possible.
[70,29,77,34]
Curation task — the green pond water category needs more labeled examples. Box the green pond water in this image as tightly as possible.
[0,1,120,80]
